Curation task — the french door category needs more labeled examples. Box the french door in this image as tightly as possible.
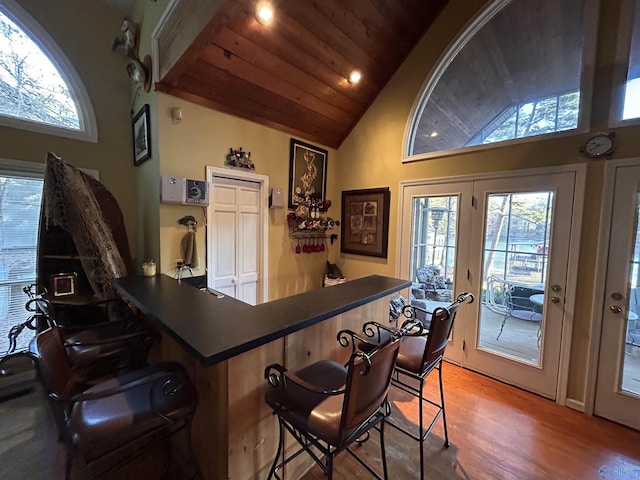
[399,168,580,399]
[594,162,640,430]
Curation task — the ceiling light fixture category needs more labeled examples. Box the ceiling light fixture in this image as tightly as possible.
[348,69,362,84]
[257,4,274,24]
[430,131,438,137]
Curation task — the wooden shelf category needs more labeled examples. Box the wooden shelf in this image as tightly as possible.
[41,254,95,260]
[289,230,334,239]
[44,292,97,306]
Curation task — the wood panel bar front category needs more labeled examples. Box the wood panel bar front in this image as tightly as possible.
[114,275,409,479]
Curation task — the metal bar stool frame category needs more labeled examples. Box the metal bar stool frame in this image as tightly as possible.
[264,323,410,480]
[362,292,474,480]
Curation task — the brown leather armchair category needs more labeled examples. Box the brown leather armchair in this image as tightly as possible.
[28,327,199,479]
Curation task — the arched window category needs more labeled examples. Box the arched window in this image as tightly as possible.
[0,0,97,141]
[406,0,595,159]
[616,0,640,121]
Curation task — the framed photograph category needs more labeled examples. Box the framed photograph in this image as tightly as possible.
[51,272,77,297]
[341,187,391,258]
[288,138,328,209]
[132,104,151,166]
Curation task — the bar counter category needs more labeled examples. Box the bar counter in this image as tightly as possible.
[113,274,410,479]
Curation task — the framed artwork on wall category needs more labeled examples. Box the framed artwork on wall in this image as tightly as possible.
[288,138,328,209]
[341,187,391,258]
[132,103,151,166]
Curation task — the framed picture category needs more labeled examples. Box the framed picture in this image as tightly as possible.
[288,138,328,209]
[51,272,77,297]
[341,187,391,258]
[132,104,151,166]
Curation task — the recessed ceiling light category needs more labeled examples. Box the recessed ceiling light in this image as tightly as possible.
[430,131,438,137]
[348,69,362,84]
[257,4,274,24]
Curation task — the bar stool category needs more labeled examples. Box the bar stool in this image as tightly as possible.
[363,292,474,480]
[264,324,404,479]
[24,288,160,381]
[25,327,200,479]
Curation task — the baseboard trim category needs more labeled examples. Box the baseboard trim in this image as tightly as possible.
[565,398,585,412]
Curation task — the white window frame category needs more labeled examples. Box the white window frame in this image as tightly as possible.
[610,0,640,127]
[0,0,98,142]
[402,0,600,163]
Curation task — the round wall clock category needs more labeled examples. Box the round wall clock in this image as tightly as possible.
[581,132,616,158]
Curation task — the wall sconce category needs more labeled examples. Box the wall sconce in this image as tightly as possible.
[171,107,183,122]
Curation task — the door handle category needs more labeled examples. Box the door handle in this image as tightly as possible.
[231,278,236,284]
[550,296,561,303]
[609,305,623,314]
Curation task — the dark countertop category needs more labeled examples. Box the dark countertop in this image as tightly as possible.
[114,274,410,366]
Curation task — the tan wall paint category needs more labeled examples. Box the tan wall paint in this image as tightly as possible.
[11,0,639,405]
[0,0,136,256]
[126,0,172,272]
[155,93,338,300]
[334,0,640,403]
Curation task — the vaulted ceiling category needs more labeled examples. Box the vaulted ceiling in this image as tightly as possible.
[155,0,449,149]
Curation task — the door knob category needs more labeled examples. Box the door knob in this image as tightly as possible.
[609,305,623,314]
[231,278,236,284]
[551,296,561,303]
[551,284,561,292]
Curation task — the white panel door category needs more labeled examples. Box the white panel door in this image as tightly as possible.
[595,163,640,430]
[238,186,260,305]
[209,176,261,305]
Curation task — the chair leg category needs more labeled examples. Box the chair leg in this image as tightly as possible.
[327,455,333,480]
[496,313,509,339]
[419,376,425,480]
[267,418,284,480]
[380,420,388,480]
[438,363,450,448]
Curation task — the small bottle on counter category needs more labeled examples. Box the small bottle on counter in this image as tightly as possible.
[142,260,156,277]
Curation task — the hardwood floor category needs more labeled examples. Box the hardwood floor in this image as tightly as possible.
[296,363,640,479]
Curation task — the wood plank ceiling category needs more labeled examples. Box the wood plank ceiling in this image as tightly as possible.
[156,0,448,149]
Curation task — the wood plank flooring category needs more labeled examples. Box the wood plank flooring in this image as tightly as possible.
[296,363,640,480]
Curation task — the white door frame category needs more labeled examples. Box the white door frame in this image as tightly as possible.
[585,156,640,416]
[206,166,269,303]
[396,164,585,406]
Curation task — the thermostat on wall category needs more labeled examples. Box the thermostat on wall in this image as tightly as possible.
[161,176,210,206]
[185,179,209,205]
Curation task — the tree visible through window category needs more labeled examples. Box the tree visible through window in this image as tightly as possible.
[0,9,79,129]
[407,0,589,157]
[0,172,42,355]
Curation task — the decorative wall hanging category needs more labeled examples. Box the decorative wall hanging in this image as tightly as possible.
[226,147,255,169]
[288,138,328,209]
[112,17,152,92]
[132,104,151,166]
[341,187,390,258]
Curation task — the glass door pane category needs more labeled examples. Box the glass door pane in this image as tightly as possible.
[622,192,640,395]
[478,192,552,366]
[410,195,458,305]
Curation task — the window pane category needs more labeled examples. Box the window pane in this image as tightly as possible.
[0,9,80,129]
[623,0,640,120]
[0,175,43,355]
[409,0,588,156]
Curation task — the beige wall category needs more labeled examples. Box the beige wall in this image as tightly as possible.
[6,0,640,405]
[0,0,137,257]
[155,93,339,300]
[334,0,640,403]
